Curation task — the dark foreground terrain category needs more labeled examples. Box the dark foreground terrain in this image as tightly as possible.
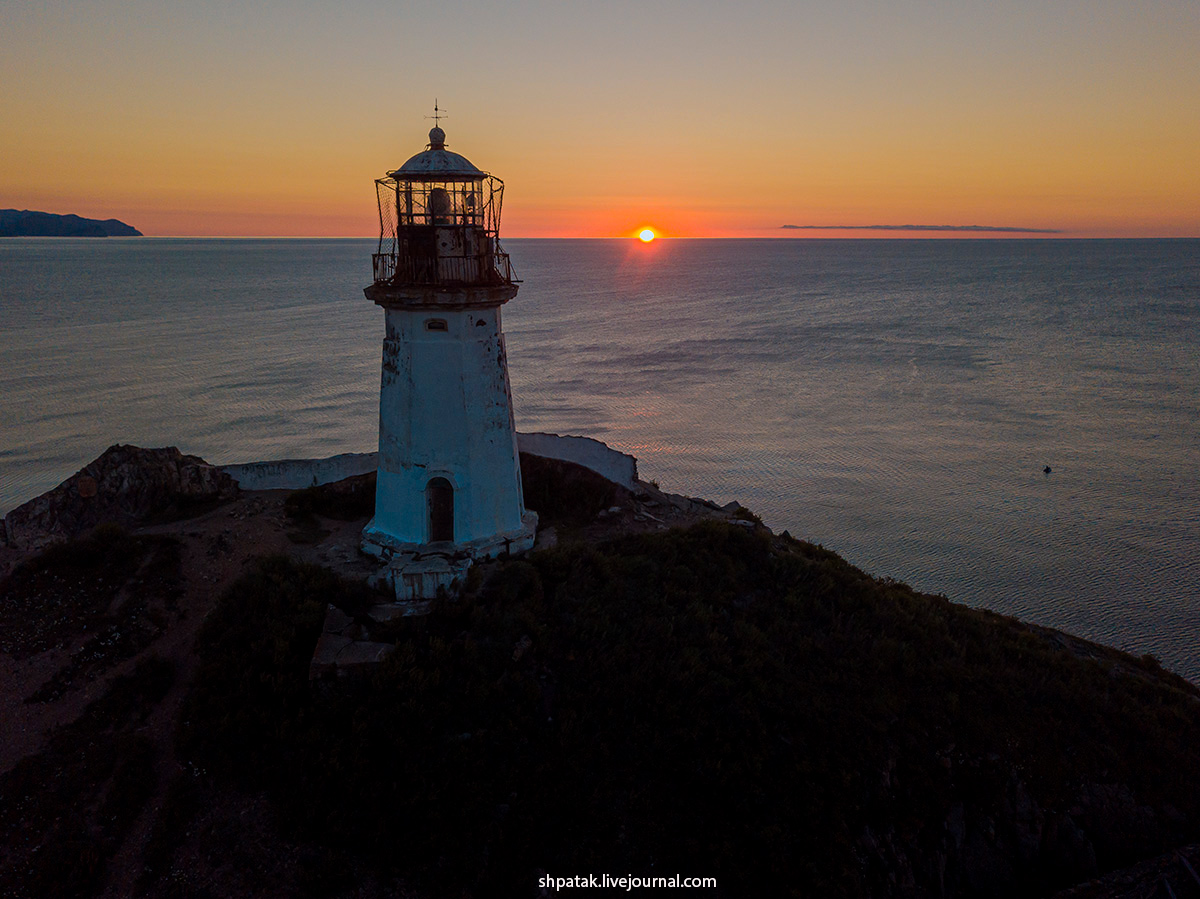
[2,449,1199,898]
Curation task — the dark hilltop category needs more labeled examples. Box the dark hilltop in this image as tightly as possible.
[2,446,1200,898]
[0,209,142,237]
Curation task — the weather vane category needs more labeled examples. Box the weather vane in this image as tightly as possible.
[426,100,447,128]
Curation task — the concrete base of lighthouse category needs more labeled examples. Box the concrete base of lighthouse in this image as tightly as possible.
[361,511,537,604]
[361,509,537,562]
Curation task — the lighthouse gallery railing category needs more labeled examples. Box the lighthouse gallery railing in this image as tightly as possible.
[371,244,517,287]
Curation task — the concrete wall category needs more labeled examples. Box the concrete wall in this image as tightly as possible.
[220,432,638,493]
[221,452,377,491]
[516,432,638,490]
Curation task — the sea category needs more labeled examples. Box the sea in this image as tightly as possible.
[1,237,1198,680]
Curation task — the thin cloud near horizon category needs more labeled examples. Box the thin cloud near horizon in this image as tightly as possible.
[781,224,1064,234]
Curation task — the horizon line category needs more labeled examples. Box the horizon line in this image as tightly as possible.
[781,223,1064,234]
[15,233,1200,241]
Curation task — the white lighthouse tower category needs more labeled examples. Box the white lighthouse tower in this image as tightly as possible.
[362,121,536,563]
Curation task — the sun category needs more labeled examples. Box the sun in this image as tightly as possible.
[638,229,656,242]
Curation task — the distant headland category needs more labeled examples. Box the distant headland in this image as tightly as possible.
[0,209,142,237]
[780,223,1063,234]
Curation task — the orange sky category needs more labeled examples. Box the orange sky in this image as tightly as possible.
[3,1,1198,238]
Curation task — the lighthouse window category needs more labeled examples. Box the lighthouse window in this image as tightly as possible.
[425,319,448,332]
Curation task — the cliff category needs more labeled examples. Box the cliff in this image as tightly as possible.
[1,446,1199,898]
[0,209,142,237]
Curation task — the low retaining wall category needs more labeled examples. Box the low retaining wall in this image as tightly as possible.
[220,433,639,492]
[516,432,638,490]
[221,452,377,492]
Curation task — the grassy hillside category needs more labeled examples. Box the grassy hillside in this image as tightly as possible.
[166,522,1200,898]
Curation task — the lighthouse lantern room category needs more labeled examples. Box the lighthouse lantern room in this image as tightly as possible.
[362,122,536,563]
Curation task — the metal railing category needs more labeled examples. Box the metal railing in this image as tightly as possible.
[372,248,517,287]
[372,253,396,283]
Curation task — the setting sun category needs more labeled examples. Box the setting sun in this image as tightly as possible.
[639,229,655,242]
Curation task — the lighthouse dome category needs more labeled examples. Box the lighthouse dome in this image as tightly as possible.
[388,127,485,181]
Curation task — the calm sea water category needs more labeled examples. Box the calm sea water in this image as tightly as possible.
[2,237,1198,679]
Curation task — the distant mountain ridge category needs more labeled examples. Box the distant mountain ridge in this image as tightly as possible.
[0,209,142,237]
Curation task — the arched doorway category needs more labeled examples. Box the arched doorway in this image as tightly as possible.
[426,477,454,542]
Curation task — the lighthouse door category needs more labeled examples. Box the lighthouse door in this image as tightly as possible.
[426,478,454,543]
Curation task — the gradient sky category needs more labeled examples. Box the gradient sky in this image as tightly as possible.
[2,0,1197,237]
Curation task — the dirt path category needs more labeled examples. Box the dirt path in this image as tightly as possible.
[0,490,339,895]
[96,492,306,897]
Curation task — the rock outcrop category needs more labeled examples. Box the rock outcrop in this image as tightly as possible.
[1,445,237,551]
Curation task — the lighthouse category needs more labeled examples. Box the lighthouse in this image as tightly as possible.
[362,121,536,563]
